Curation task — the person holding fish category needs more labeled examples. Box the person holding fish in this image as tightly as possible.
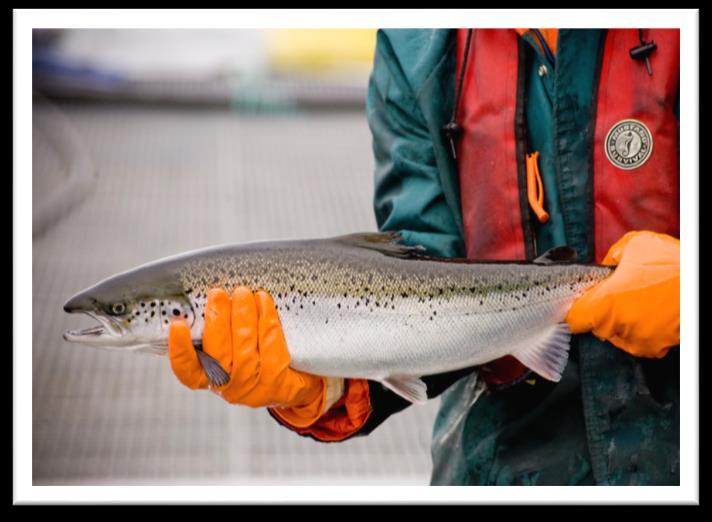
[167,29,681,485]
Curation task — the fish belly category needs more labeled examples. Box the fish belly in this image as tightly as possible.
[280,294,575,380]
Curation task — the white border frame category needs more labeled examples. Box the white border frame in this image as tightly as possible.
[14,9,699,504]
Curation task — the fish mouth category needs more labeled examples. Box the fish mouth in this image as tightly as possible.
[63,311,125,345]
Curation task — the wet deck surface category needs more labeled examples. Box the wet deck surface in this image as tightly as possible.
[32,102,441,484]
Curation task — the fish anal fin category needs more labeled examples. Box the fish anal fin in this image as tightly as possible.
[336,232,426,259]
[381,375,428,404]
[511,323,571,382]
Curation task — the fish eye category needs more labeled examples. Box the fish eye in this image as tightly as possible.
[108,302,127,316]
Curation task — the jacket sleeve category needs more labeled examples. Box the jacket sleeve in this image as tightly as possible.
[270,30,477,442]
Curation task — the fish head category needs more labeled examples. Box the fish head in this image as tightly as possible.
[63,262,196,353]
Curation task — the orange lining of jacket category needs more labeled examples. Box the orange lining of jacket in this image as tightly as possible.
[515,28,558,56]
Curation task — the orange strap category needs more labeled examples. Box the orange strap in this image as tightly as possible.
[525,151,549,224]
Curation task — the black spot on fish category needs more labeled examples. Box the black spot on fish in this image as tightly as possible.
[277,293,282,299]
[185,289,192,295]
[479,300,484,305]
[470,287,476,293]
[145,318,148,323]
[300,304,303,309]
[401,292,408,298]
[184,314,188,319]
[172,309,180,316]
[141,303,145,308]
[285,305,290,311]
[160,301,164,305]
[497,284,503,290]
[312,300,316,306]
[165,320,168,325]
[337,303,341,309]
[325,318,329,324]
[433,310,437,316]
[151,311,155,318]
[151,302,156,307]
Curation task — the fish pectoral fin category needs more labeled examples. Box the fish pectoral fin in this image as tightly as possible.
[381,375,428,404]
[511,323,571,382]
[196,349,230,387]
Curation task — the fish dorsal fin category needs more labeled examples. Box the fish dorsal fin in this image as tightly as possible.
[382,375,428,404]
[533,246,577,265]
[511,323,571,382]
[336,232,427,259]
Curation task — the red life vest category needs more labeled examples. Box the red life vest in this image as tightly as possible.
[454,29,680,388]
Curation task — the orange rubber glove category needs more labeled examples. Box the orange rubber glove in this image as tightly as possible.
[168,287,344,428]
[566,231,680,359]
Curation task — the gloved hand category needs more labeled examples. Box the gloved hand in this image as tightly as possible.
[168,287,344,427]
[566,231,680,358]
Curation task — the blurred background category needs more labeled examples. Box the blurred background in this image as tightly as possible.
[32,28,442,485]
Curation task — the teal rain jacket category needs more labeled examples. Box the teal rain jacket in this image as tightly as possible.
[364,29,680,486]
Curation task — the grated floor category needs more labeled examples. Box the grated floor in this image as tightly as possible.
[32,102,441,485]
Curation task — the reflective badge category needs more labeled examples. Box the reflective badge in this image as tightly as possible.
[605,119,653,170]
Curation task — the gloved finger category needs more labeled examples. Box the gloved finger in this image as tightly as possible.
[222,286,261,398]
[254,289,292,382]
[601,230,640,266]
[602,231,680,266]
[565,285,602,334]
[202,288,233,375]
[168,319,209,390]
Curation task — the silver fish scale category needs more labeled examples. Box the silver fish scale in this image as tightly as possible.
[173,238,611,380]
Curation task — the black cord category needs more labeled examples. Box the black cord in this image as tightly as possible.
[629,28,657,76]
[443,28,474,160]
[453,28,474,123]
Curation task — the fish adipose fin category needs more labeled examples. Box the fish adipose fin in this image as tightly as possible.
[512,323,571,382]
[382,375,428,404]
[336,232,426,259]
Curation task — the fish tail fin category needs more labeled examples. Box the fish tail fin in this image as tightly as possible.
[511,323,571,382]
